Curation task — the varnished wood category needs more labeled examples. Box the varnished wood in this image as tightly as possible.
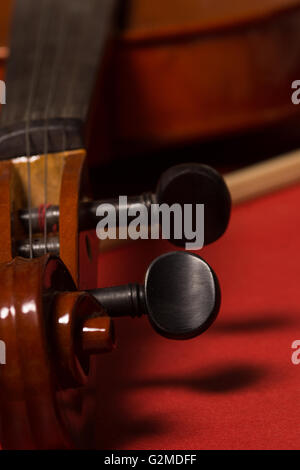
[0,0,13,48]
[11,152,66,208]
[104,0,300,157]
[0,149,87,275]
[0,1,13,74]
[0,255,114,449]
[54,291,114,388]
[125,0,300,37]
[59,149,86,286]
[0,161,13,262]
[0,256,75,449]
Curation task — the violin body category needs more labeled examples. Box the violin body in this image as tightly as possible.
[92,0,300,161]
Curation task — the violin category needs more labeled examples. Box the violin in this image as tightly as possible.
[0,0,231,449]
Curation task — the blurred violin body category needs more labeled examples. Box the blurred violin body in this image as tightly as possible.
[0,0,12,78]
[95,0,300,160]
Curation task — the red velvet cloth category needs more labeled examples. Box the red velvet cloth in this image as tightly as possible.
[92,184,300,450]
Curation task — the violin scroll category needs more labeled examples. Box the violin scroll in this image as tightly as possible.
[0,254,115,450]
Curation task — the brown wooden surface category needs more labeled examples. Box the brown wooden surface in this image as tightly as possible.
[59,149,86,286]
[125,0,300,36]
[0,254,114,449]
[0,161,13,262]
[0,145,105,449]
[12,153,65,207]
[0,0,13,47]
[0,0,12,71]
[0,256,75,449]
[110,0,300,154]
[54,291,113,387]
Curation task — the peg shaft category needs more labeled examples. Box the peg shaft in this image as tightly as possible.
[18,163,231,248]
[90,284,146,319]
[89,252,221,340]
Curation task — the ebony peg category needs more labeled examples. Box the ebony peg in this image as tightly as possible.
[89,251,220,340]
[19,163,231,247]
[156,163,231,246]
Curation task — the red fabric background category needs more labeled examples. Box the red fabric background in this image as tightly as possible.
[91,184,300,450]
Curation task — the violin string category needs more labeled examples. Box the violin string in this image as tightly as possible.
[60,0,97,188]
[43,2,67,253]
[61,0,97,125]
[24,0,49,258]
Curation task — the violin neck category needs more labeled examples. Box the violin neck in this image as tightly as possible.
[0,0,118,159]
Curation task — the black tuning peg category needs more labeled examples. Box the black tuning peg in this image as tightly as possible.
[156,163,231,246]
[89,251,220,340]
[18,163,231,251]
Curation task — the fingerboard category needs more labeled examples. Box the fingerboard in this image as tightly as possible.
[0,0,118,159]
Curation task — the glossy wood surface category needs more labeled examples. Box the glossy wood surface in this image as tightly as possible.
[0,146,112,448]
[125,0,300,36]
[0,255,114,449]
[0,0,12,73]
[59,150,86,286]
[0,256,75,449]
[0,161,13,262]
[112,0,300,152]
[54,291,114,388]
